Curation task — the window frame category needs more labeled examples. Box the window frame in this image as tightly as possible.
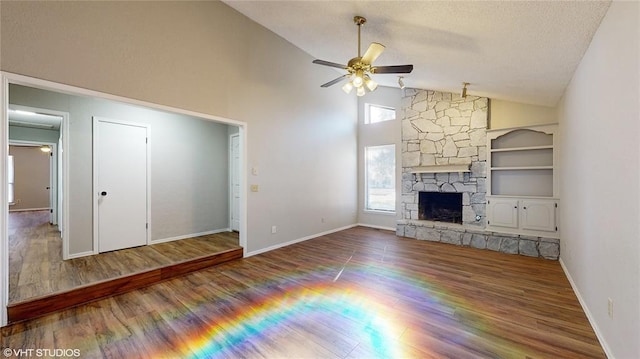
[364,103,396,125]
[364,144,396,213]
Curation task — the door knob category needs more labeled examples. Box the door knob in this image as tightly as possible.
[100,191,107,196]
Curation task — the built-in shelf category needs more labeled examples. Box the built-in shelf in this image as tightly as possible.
[486,124,559,238]
[490,145,553,152]
[410,164,470,174]
[489,194,559,200]
[490,166,554,170]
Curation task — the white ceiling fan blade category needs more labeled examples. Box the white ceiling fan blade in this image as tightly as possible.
[361,42,385,64]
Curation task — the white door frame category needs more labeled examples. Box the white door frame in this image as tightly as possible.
[229,133,240,232]
[5,104,70,257]
[1,75,9,326]
[93,116,151,253]
[0,72,248,327]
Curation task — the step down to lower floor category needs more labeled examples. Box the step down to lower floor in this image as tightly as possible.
[7,247,243,323]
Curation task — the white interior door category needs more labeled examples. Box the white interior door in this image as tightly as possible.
[94,117,148,253]
[230,133,240,232]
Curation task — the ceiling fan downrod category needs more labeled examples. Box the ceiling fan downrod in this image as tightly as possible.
[354,16,366,58]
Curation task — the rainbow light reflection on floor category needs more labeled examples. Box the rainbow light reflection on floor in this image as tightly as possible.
[158,257,518,359]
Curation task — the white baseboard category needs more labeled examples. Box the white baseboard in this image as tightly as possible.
[356,223,396,232]
[151,228,231,245]
[244,224,358,258]
[559,258,613,358]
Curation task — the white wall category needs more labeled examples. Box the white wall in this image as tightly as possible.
[0,1,357,255]
[357,86,402,229]
[9,84,232,255]
[557,2,639,358]
[490,99,556,129]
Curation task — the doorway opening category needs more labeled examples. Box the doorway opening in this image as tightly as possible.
[1,73,248,326]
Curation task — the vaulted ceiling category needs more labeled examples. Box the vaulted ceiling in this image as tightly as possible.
[223,1,611,107]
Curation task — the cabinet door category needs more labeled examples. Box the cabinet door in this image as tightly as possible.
[487,198,519,229]
[521,200,556,232]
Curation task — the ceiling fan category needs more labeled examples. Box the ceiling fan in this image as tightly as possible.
[313,16,414,96]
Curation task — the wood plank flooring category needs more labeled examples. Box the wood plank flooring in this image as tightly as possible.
[7,211,242,322]
[2,226,605,358]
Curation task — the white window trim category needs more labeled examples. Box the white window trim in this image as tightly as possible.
[364,103,396,125]
[364,144,396,213]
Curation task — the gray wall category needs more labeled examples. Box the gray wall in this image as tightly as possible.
[9,126,60,143]
[1,1,358,255]
[10,84,231,255]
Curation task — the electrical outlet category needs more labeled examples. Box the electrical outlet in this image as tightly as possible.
[250,185,259,192]
[608,298,613,318]
[271,225,277,234]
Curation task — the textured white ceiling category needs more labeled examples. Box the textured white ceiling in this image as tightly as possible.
[223,0,611,106]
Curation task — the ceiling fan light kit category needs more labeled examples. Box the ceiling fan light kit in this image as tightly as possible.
[313,16,413,96]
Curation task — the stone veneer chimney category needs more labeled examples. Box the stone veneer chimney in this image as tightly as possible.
[399,89,488,227]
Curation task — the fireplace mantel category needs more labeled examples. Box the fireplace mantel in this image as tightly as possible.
[410,164,470,174]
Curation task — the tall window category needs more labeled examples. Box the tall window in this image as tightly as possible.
[8,155,14,204]
[365,144,395,212]
[365,104,395,124]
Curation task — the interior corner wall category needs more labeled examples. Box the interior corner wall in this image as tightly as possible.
[489,99,557,129]
[557,1,639,358]
[0,1,358,255]
[357,86,402,229]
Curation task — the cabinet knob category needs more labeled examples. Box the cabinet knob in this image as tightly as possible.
[523,207,527,210]
[514,206,517,209]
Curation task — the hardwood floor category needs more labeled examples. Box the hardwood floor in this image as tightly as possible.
[7,211,242,321]
[2,226,605,358]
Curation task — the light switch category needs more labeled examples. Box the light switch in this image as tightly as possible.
[250,184,259,192]
[251,167,258,176]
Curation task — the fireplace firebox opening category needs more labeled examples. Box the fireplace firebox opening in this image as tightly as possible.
[419,192,463,224]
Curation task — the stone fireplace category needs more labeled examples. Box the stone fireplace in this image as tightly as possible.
[395,89,559,260]
[398,89,488,227]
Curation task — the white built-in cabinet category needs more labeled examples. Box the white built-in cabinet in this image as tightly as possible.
[486,124,559,238]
